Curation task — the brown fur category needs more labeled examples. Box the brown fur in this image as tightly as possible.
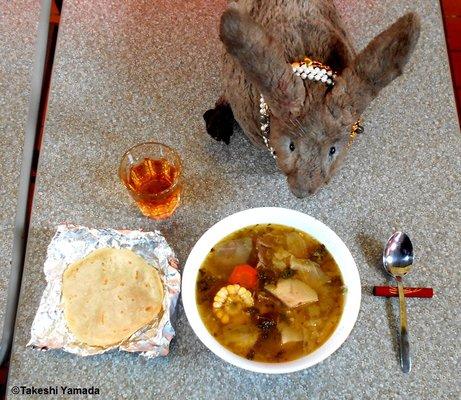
[206,0,420,197]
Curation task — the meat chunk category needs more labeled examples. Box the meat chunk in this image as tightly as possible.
[256,233,291,271]
[278,322,303,344]
[265,278,318,308]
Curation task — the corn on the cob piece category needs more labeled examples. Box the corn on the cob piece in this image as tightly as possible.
[212,284,254,324]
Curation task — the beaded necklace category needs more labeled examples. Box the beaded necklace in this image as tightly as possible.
[259,56,363,159]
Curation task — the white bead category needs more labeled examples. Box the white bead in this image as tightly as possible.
[306,66,313,73]
[321,68,326,74]
[327,78,332,85]
[314,67,320,73]
[295,71,301,76]
[308,73,315,80]
[327,71,332,76]
[314,75,321,81]
[296,67,302,73]
[321,75,328,83]
[301,73,307,79]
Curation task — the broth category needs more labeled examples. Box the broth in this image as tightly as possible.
[196,224,344,363]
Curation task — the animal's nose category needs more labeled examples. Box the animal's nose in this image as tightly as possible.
[287,174,317,197]
[307,186,320,195]
[288,184,315,198]
[289,186,306,198]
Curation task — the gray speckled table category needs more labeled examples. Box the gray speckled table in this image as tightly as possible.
[0,2,39,334]
[7,0,461,399]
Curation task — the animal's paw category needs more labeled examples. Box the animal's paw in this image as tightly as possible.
[203,103,234,145]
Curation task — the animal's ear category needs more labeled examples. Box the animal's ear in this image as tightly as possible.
[220,4,305,119]
[328,13,420,120]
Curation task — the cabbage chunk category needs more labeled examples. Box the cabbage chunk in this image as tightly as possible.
[290,256,330,288]
[207,237,252,274]
[220,324,259,353]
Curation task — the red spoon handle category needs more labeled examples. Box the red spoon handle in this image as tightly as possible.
[373,286,434,298]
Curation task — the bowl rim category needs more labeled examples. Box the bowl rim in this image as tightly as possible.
[182,207,361,374]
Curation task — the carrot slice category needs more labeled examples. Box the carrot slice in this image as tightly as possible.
[228,264,258,290]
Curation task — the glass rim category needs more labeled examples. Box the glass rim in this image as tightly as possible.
[119,141,182,199]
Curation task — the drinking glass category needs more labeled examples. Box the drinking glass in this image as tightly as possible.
[119,142,182,219]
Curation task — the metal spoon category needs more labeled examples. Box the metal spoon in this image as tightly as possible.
[383,231,414,373]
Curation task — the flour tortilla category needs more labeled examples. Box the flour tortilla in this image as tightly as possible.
[62,248,163,347]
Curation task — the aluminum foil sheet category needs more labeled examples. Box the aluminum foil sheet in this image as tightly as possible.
[28,224,181,357]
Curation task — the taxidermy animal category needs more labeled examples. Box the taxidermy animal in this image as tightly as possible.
[203,1,420,197]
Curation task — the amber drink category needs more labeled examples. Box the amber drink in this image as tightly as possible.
[119,142,182,219]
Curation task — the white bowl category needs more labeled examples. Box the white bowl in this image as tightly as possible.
[182,207,361,374]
